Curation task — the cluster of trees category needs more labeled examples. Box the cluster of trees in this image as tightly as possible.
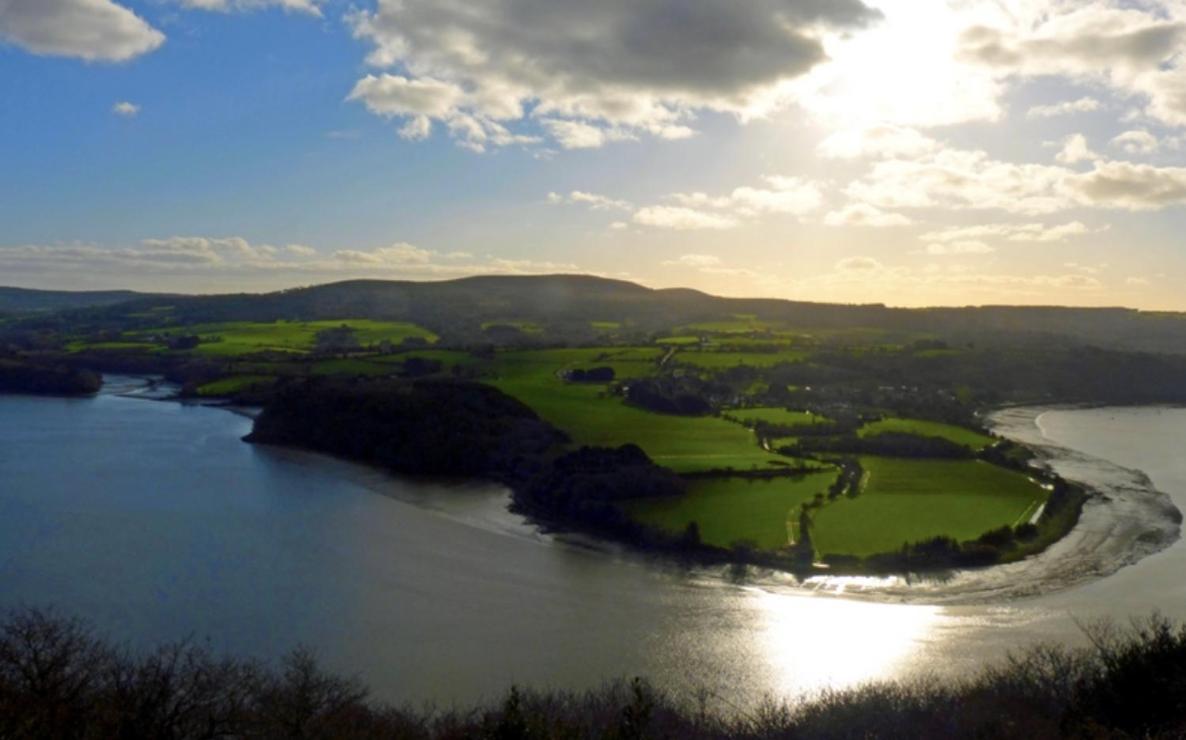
[562,366,615,383]
[624,376,726,416]
[246,379,564,480]
[6,606,1186,738]
[514,444,688,540]
[0,358,101,396]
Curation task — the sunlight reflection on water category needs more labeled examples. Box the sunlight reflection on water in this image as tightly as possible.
[748,587,944,695]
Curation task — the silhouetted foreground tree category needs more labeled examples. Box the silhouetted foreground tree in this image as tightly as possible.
[4,608,1186,738]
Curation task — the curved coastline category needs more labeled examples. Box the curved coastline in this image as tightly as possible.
[795,405,1182,604]
[91,378,1186,606]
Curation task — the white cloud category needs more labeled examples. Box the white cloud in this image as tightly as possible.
[633,206,739,231]
[547,191,633,212]
[923,240,994,256]
[921,221,1093,244]
[845,145,1186,215]
[0,237,583,279]
[844,147,1073,215]
[346,0,880,150]
[1026,96,1102,119]
[835,256,882,272]
[1112,129,1159,155]
[958,2,1186,129]
[817,125,938,160]
[178,0,322,14]
[333,243,433,265]
[0,0,164,62]
[1065,160,1186,210]
[1056,134,1099,165]
[111,100,140,117]
[541,120,635,150]
[347,75,466,142]
[730,177,823,216]
[663,176,824,222]
[823,203,912,227]
[662,254,722,268]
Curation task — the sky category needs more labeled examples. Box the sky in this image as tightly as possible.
[2,0,1186,308]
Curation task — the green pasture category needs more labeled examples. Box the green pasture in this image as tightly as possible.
[487,349,788,473]
[858,417,994,450]
[810,458,1047,557]
[625,471,838,550]
[482,320,544,334]
[66,340,159,353]
[655,336,701,346]
[195,375,275,397]
[681,316,774,334]
[674,350,807,369]
[132,319,438,356]
[725,407,826,428]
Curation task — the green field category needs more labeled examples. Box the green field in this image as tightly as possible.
[810,458,1047,557]
[625,472,838,549]
[859,417,994,450]
[725,407,826,428]
[195,375,275,397]
[674,350,807,369]
[66,340,159,353]
[487,349,789,473]
[655,336,701,346]
[132,319,438,356]
[482,320,544,334]
[681,316,773,334]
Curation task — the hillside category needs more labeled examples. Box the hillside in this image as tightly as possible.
[0,286,157,314]
[8,274,1186,354]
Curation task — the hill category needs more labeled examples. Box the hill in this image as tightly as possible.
[0,286,157,314]
[9,273,1186,354]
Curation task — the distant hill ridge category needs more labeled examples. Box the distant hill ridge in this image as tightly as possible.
[6,274,1186,354]
[0,287,158,313]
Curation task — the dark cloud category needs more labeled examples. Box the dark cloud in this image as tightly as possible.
[349,0,879,148]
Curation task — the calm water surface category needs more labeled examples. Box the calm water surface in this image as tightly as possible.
[2,387,1185,708]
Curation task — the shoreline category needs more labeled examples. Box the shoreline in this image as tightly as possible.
[794,405,1182,604]
[85,377,1186,605]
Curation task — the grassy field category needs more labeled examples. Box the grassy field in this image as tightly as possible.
[487,349,789,473]
[810,457,1047,557]
[482,320,544,334]
[674,350,807,369]
[859,417,994,450]
[625,472,837,549]
[66,341,160,353]
[131,319,438,356]
[655,336,701,346]
[681,316,774,334]
[195,375,275,397]
[725,407,826,428]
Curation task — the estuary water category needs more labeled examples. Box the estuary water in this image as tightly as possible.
[2,384,1186,709]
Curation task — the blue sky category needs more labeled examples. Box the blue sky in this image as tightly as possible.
[2,0,1186,308]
